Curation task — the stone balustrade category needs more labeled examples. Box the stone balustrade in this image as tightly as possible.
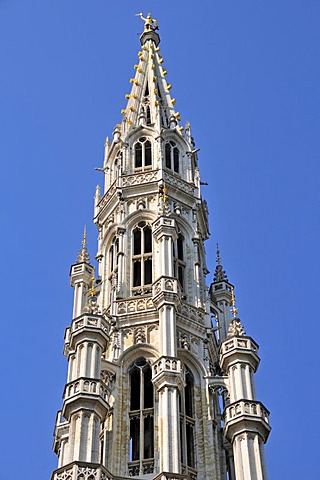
[153,277,180,297]
[225,400,270,424]
[153,356,181,376]
[153,474,189,480]
[96,181,117,215]
[122,169,159,187]
[220,336,258,355]
[71,315,109,336]
[64,377,110,403]
[51,462,111,480]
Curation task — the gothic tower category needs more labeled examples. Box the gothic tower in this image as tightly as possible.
[51,14,270,480]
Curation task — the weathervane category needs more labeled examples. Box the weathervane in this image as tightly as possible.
[136,12,159,32]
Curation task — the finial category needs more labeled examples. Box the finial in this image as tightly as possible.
[136,12,159,32]
[230,286,238,318]
[216,243,221,265]
[82,226,87,248]
[213,244,228,283]
[76,226,91,264]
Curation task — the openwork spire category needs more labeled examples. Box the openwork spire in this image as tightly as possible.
[76,226,91,264]
[213,244,229,282]
[116,13,183,135]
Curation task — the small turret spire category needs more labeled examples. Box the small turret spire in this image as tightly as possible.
[213,243,229,282]
[76,226,91,264]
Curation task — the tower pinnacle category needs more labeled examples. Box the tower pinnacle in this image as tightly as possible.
[52,19,270,480]
[213,243,229,282]
[76,226,90,264]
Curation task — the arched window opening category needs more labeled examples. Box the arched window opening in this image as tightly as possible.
[146,106,151,125]
[132,222,153,294]
[108,237,119,304]
[164,140,180,173]
[134,137,153,170]
[129,358,154,476]
[179,367,196,474]
[135,143,142,168]
[173,233,186,292]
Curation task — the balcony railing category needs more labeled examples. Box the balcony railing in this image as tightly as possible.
[51,461,112,480]
[63,377,110,404]
[225,399,270,424]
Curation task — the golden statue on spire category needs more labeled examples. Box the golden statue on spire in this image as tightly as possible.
[136,12,159,32]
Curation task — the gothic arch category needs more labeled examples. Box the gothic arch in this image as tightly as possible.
[178,349,208,384]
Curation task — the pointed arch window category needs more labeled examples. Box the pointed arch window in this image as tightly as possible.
[173,233,186,292]
[165,140,180,173]
[132,222,153,294]
[107,236,119,304]
[179,367,196,474]
[134,137,152,169]
[128,357,154,476]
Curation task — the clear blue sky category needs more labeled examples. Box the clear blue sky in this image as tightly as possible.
[1,1,319,479]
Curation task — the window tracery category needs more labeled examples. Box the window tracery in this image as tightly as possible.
[165,140,180,173]
[180,366,196,474]
[173,233,185,292]
[128,357,154,476]
[132,222,153,294]
[134,137,152,169]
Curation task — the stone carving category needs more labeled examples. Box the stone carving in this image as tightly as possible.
[134,327,146,344]
[101,370,115,386]
[55,468,73,480]
[122,170,158,187]
[227,318,246,337]
[178,303,205,325]
[96,181,117,213]
[117,297,155,314]
[164,170,194,196]
[83,296,100,315]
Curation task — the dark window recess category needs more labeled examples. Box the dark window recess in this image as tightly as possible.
[134,137,153,169]
[174,146,180,173]
[144,227,152,253]
[144,416,154,458]
[144,259,152,285]
[174,233,185,292]
[165,143,171,168]
[132,225,153,290]
[129,358,154,468]
[180,366,196,470]
[130,417,140,461]
[135,143,142,168]
[144,82,149,97]
[145,141,152,165]
[164,141,180,173]
[133,229,142,255]
[146,106,151,125]
[133,261,141,287]
[130,368,141,410]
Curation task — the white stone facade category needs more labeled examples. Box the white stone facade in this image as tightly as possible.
[51,16,270,480]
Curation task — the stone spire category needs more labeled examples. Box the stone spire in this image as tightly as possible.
[213,243,229,282]
[116,13,183,136]
[76,226,90,264]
